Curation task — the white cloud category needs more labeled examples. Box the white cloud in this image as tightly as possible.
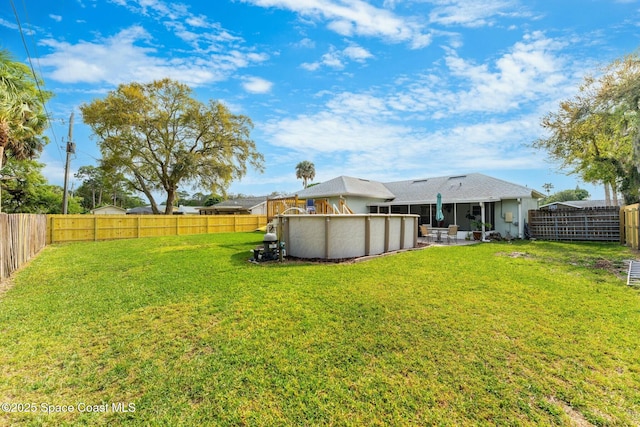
[325,92,389,118]
[109,0,247,53]
[264,112,411,155]
[301,47,344,70]
[294,37,316,48]
[427,0,527,28]
[343,45,373,62]
[301,44,373,71]
[259,31,586,182]
[242,76,274,94]
[49,14,63,22]
[0,18,18,30]
[385,31,573,117]
[261,89,545,182]
[38,25,268,87]
[242,0,432,48]
[185,15,209,28]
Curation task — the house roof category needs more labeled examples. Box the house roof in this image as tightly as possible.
[91,205,127,213]
[126,205,203,214]
[539,199,621,210]
[127,206,154,214]
[289,173,543,205]
[294,176,395,200]
[381,173,544,204]
[201,196,266,212]
[176,205,201,214]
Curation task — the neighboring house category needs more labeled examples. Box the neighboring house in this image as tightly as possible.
[126,205,202,215]
[539,200,622,210]
[199,197,267,215]
[127,206,154,215]
[175,205,201,215]
[293,173,544,239]
[91,205,127,215]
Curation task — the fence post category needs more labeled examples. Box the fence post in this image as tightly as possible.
[49,215,55,244]
[620,206,625,245]
[636,206,640,250]
[0,214,4,280]
[94,215,98,241]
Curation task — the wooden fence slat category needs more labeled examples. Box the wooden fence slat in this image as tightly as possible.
[46,214,269,244]
[0,214,47,282]
[622,204,639,250]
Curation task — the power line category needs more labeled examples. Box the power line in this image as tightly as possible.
[9,0,64,163]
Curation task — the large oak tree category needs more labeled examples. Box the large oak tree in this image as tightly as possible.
[81,78,264,214]
[534,53,640,204]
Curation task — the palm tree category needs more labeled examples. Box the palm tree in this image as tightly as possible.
[295,160,315,188]
[0,50,50,168]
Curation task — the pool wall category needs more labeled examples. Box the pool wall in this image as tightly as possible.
[279,214,419,260]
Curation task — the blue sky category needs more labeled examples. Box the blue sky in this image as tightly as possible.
[2,0,640,200]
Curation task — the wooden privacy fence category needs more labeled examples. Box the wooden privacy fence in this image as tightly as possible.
[47,214,268,244]
[622,204,639,250]
[528,207,621,242]
[0,214,47,281]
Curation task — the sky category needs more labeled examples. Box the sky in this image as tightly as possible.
[2,0,640,201]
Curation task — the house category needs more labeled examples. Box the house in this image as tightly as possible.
[91,205,127,215]
[292,173,544,239]
[288,176,395,213]
[539,200,622,210]
[175,205,201,215]
[127,206,154,215]
[126,205,202,215]
[198,197,267,215]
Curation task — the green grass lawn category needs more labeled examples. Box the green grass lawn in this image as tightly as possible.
[1,233,639,426]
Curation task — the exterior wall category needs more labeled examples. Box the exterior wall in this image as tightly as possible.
[337,195,542,239]
[281,214,418,260]
[325,197,375,214]
[92,206,126,215]
[494,198,539,238]
[250,203,267,215]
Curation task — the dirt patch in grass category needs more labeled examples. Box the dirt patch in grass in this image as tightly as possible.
[496,251,533,259]
[547,396,595,427]
[496,249,635,281]
[577,258,631,280]
[0,277,13,299]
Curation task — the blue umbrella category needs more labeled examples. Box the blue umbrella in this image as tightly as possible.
[436,192,444,223]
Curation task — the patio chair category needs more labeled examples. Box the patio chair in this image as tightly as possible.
[419,224,432,243]
[446,225,459,244]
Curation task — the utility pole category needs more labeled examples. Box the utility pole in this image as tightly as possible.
[62,112,76,214]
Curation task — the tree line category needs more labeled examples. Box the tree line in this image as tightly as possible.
[2,48,639,214]
[1,52,263,214]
